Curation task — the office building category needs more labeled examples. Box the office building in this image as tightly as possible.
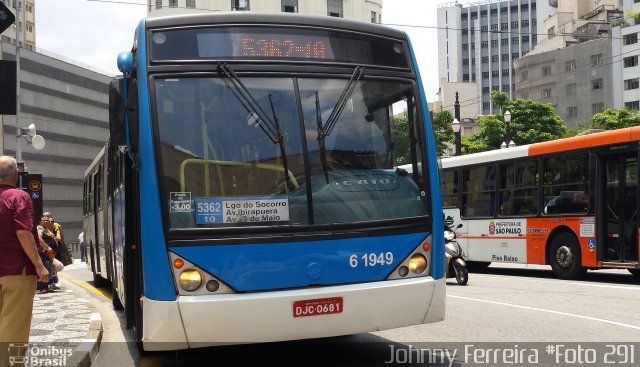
[437,0,555,116]
[148,0,383,23]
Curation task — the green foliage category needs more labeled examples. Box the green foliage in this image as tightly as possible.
[431,110,455,155]
[393,112,410,165]
[461,92,566,153]
[590,108,640,130]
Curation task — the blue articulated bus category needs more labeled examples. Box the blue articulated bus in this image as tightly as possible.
[83,13,444,351]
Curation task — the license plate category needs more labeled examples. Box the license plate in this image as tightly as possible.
[293,297,343,318]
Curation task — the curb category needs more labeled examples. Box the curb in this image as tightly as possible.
[57,279,104,367]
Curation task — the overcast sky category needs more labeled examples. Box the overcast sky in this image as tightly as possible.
[35,0,448,100]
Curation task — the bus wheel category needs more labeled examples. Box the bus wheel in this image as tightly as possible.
[628,269,640,279]
[549,233,585,280]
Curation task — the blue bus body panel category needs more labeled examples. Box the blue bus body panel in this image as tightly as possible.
[137,20,177,301]
[406,37,445,280]
[171,232,430,292]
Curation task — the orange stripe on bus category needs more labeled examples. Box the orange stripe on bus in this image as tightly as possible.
[529,127,639,156]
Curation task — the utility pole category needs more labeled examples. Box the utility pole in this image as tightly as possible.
[453,92,461,156]
[15,1,22,163]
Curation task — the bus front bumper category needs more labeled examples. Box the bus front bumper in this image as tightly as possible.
[142,276,445,351]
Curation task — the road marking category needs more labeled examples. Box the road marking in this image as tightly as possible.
[448,294,640,330]
[473,273,640,291]
[59,273,112,300]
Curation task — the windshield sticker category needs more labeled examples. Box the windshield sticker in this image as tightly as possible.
[170,192,192,213]
[195,197,290,224]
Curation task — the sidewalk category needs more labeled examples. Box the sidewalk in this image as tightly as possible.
[27,259,103,367]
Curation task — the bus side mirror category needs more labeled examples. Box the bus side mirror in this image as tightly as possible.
[109,77,139,149]
[109,77,126,146]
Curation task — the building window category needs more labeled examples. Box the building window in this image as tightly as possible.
[548,26,555,39]
[502,69,509,76]
[511,20,519,28]
[491,39,498,47]
[625,101,640,110]
[491,55,498,62]
[591,54,603,66]
[481,56,488,64]
[542,89,552,98]
[503,84,511,92]
[482,72,489,79]
[282,0,298,13]
[186,0,195,8]
[463,59,469,66]
[592,78,603,90]
[592,103,605,114]
[512,52,519,59]
[565,60,576,71]
[492,85,499,91]
[625,78,640,90]
[463,74,470,82]
[481,25,488,32]
[481,41,488,48]
[502,54,509,61]
[512,37,519,45]
[501,38,508,46]
[156,0,162,9]
[483,87,490,94]
[491,24,498,32]
[462,43,468,51]
[532,18,537,26]
[25,21,33,33]
[482,102,491,111]
[565,83,577,96]
[231,0,250,10]
[521,70,528,81]
[169,0,177,8]
[522,35,529,43]
[327,0,342,17]
[25,2,32,12]
[492,70,499,77]
[542,66,551,76]
[566,106,578,118]
[501,22,508,30]
[624,33,638,45]
[370,11,377,23]
[624,55,638,68]
[521,19,529,27]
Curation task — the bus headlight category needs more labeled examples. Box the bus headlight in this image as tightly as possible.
[408,254,428,274]
[179,269,202,292]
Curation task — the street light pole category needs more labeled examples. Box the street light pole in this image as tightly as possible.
[504,110,511,149]
[454,92,461,156]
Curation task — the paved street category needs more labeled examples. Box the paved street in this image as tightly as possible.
[55,263,640,366]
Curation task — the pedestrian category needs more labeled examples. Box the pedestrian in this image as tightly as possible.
[0,156,49,367]
[37,215,60,291]
[78,230,86,262]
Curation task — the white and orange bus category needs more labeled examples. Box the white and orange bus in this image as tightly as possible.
[440,127,640,279]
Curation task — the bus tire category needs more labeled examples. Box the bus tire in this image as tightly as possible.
[112,283,124,310]
[93,272,108,288]
[549,232,585,280]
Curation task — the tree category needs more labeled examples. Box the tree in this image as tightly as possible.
[431,110,455,155]
[393,112,411,165]
[462,91,566,153]
[590,108,640,130]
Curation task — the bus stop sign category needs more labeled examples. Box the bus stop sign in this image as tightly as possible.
[18,172,43,223]
[0,2,15,34]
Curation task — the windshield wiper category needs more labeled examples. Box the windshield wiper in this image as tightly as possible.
[318,66,365,139]
[315,92,329,183]
[217,63,293,192]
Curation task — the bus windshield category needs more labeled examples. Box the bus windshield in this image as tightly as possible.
[155,76,428,228]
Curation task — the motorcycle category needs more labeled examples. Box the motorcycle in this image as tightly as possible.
[445,223,468,285]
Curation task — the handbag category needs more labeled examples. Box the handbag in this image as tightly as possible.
[52,258,64,272]
[56,241,74,266]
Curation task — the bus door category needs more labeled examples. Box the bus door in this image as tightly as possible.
[600,153,639,264]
